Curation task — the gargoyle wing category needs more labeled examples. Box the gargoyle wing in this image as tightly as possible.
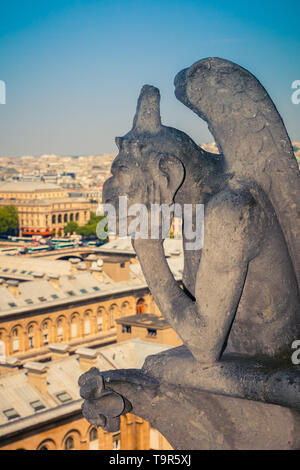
[175,57,300,288]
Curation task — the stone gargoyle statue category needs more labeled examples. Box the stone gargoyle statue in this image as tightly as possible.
[79,58,300,449]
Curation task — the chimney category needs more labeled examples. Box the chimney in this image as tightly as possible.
[70,258,80,274]
[32,272,45,279]
[91,267,103,283]
[7,279,19,298]
[0,357,21,376]
[49,343,71,361]
[85,254,98,269]
[48,274,60,289]
[102,259,130,282]
[24,361,48,394]
[76,262,87,273]
[76,347,98,372]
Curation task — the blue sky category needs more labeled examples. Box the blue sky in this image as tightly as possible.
[0,0,299,156]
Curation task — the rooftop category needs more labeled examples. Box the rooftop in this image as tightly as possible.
[0,182,62,192]
[0,255,72,278]
[96,236,183,258]
[0,339,171,438]
[0,256,183,316]
[116,314,170,329]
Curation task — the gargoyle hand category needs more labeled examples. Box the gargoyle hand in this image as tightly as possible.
[78,367,131,432]
[78,367,159,432]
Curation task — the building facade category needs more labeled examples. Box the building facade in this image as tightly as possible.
[0,182,91,236]
[0,252,183,364]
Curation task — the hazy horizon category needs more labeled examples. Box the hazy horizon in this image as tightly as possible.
[1,0,299,157]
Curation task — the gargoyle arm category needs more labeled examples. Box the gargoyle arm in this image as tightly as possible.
[134,190,264,363]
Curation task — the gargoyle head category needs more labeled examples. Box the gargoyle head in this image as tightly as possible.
[102,85,215,236]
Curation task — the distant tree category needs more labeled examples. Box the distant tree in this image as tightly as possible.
[76,224,95,237]
[0,205,18,234]
[77,212,108,240]
[62,212,108,241]
[87,211,103,225]
[63,221,79,234]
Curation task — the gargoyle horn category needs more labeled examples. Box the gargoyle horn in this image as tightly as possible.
[132,85,162,134]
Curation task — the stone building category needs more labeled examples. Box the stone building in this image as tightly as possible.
[0,182,91,236]
[0,340,172,450]
[0,252,183,364]
[116,314,182,346]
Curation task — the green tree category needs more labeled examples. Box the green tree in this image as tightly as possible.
[63,212,108,241]
[0,205,18,234]
[63,221,79,234]
[75,212,108,241]
[76,224,96,237]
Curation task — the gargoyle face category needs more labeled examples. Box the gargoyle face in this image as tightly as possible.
[102,85,185,236]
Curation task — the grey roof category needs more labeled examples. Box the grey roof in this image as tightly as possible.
[130,256,183,282]
[0,271,136,316]
[49,343,71,353]
[116,314,170,329]
[75,347,97,358]
[0,182,62,192]
[0,257,183,317]
[0,255,72,278]
[0,339,171,436]
[24,361,48,372]
[96,236,183,258]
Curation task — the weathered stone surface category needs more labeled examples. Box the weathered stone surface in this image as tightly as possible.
[80,57,300,449]
[78,352,300,449]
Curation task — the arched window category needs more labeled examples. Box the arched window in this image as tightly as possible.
[75,213,79,221]
[136,298,145,314]
[52,215,56,224]
[112,433,121,450]
[65,436,74,450]
[58,214,62,223]
[37,439,56,451]
[97,309,103,332]
[42,321,49,345]
[0,338,6,363]
[64,214,68,223]
[12,328,19,352]
[89,428,98,450]
[121,302,130,316]
[57,319,64,341]
[109,305,117,329]
[71,315,78,338]
[70,213,74,222]
[28,326,34,349]
[84,313,91,335]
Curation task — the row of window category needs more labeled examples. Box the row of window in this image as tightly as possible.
[51,213,80,224]
[121,325,157,337]
[8,310,108,352]
[0,298,146,353]
[16,430,121,451]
